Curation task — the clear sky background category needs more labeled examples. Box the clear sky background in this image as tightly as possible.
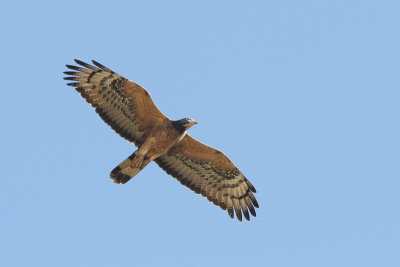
[1,1,399,266]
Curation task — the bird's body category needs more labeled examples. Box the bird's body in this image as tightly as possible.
[64,59,258,221]
[111,119,194,184]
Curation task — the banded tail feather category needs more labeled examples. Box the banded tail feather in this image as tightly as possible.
[110,151,150,184]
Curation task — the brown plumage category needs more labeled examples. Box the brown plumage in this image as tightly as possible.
[64,59,259,221]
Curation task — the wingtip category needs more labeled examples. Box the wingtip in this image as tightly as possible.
[66,82,79,87]
[228,208,234,219]
[92,60,113,72]
[249,205,257,217]
[243,209,250,221]
[92,59,100,65]
[253,199,259,209]
[74,58,83,65]
[236,209,243,222]
[247,180,257,193]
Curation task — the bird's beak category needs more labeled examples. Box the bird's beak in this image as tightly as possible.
[184,120,198,129]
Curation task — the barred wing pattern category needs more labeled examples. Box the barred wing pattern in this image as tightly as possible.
[155,135,259,221]
[64,60,167,146]
[64,59,259,221]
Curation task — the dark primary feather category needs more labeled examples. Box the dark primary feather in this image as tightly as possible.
[91,60,114,72]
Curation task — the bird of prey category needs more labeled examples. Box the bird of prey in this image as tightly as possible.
[63,59,259,221]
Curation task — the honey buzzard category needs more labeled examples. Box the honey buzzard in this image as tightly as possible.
[64,60,259,221]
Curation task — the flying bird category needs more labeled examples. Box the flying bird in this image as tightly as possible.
[64,59,259,221]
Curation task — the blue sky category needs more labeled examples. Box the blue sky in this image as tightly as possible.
[1,1,399,266]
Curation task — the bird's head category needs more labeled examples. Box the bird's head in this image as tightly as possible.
[174,118,198,131]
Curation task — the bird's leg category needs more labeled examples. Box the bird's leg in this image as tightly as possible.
[130,153,144,169]
[131,136,156,169]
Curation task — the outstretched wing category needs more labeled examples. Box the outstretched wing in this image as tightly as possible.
[64,59,167,146]
[155,135,259,221]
